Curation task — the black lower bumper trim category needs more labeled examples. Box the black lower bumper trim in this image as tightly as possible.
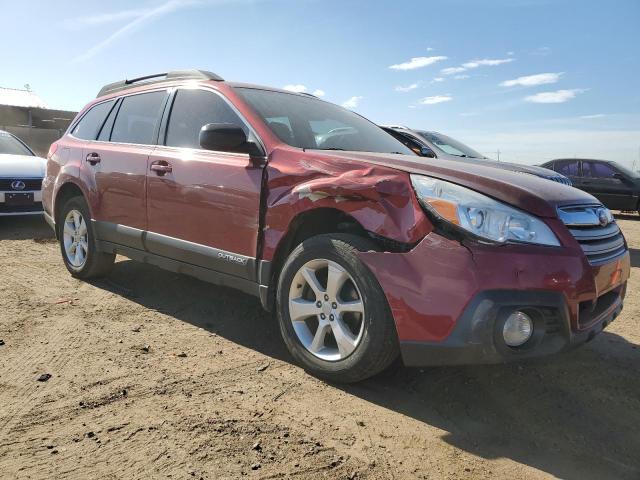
[400,288,625,367]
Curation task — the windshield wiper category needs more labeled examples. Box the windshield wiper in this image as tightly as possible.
[316,147,346,151]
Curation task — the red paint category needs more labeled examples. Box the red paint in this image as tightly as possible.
[147,145,263,256]
[42,77,631,353]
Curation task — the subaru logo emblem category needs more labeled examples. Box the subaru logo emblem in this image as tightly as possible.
[10,180,26,191]
[596,207,612,227]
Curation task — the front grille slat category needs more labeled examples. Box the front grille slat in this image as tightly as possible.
[0,178,43,191]
[568,222,619,240]
[558,204,627,266]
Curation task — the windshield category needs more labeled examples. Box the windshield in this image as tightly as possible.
[0,132,34,156]
[615,162,640,179]
[417,131,485,159]
[235,88,413,155]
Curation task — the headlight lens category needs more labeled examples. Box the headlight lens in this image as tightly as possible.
[410,174,560,246]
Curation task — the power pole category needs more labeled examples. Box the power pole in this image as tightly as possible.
[495,149,501,162]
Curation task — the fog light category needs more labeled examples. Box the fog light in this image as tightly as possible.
[503,311,533,347]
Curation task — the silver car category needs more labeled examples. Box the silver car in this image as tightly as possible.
[381,125,572,186]
[0,130,46,216]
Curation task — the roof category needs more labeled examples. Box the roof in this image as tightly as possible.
[0,87,49,109]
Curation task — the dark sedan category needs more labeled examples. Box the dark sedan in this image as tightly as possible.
[540,158,640,213]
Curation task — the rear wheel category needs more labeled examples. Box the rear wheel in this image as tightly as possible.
[276,234,399,383]
[58,196,115,278]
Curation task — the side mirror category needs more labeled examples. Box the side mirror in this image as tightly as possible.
[420,146,436,158]
[199,123,248,152]
[612,172,626,181]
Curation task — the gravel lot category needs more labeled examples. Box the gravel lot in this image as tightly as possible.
[0,215,638,479]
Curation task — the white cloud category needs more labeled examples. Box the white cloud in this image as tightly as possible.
[312,89,325,97]
[426,47,434,51]
[454,74,470,80]
[71,0,203,63]
[500,72,563,87]
[463,58,514,68]
[581,114,606,119]
[507,51,515,56]
[419,95,452,105]
[389,55,447,71]
[441,66,467,75]
[342,96,363,109]
[283,84,307,93]
[525,89,586,104]
[442,57,514,76]
[431,77,445,83]
[395,83,419,92]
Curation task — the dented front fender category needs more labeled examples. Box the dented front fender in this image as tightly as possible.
[261,149,432,260]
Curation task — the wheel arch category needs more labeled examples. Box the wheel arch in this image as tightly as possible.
[262,207,370,311]
[53,181,90,228]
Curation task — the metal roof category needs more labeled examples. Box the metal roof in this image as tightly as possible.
[0,87,49,109]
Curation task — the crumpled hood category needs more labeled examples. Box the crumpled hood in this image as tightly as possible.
[0,154,46,178]
[313,150,599,219]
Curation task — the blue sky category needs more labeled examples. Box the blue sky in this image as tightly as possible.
[2,0,639,167]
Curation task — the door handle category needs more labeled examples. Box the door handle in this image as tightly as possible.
[150,162,172,175]
[86,152,101,165]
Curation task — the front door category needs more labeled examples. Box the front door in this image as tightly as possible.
[146,88,264,278]
[581,161,636,210]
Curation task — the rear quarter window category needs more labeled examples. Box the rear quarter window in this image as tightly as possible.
[71,100,115,140]
[110,91,167,145]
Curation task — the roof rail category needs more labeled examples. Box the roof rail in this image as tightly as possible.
[96,70,224,98]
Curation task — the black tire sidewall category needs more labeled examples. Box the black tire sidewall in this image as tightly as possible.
[276,235,397,382]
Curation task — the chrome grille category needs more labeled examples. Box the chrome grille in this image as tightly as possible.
[558,205,626,265]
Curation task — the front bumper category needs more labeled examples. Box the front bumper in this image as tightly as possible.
[357,231,630,367]
[0,190,43,216]
[400,287,625,366]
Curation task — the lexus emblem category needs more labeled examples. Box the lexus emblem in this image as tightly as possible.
[10,180,26,191]
[596,208,612,227]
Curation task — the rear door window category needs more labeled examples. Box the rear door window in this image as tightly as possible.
[556,160,580,176]
[97,99,120,142]
[165,89,246,149]
[111,91,167,145]
[71,100,115,140]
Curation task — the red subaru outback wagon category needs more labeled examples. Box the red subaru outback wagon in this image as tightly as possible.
[43,70,630,382]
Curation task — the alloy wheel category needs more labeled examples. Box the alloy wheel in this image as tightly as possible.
[62,209,89,269]
[288,259,365,361]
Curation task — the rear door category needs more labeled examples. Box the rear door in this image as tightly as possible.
[554,160,582,188]
[582,161,636,210]
[145,87,264,279]
[83,90,168,248]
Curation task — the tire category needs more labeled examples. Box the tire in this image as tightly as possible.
[57,196,115,279]
[276,234,399,383]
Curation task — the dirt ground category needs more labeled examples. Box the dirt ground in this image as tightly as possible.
[0,215,638,480]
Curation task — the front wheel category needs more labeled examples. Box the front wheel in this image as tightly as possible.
[58,196,115,279]
[276,234,399,383]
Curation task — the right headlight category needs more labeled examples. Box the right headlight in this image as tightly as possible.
[410,174,560,246]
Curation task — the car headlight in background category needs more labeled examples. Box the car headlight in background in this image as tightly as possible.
[410,174,560,246]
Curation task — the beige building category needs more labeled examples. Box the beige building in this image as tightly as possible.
[0,86,76,157]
